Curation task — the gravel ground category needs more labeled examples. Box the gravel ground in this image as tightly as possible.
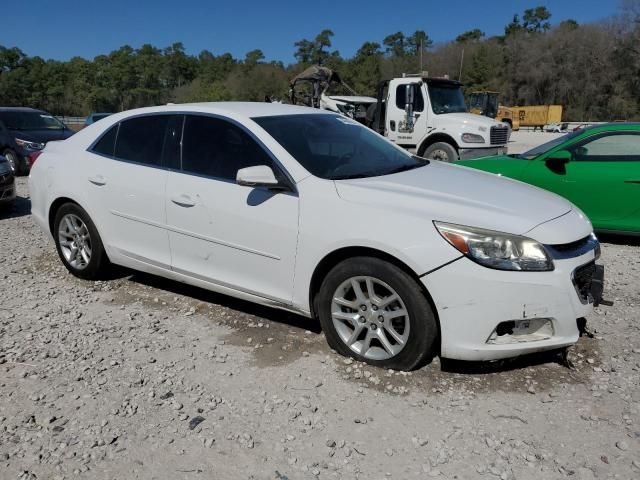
[1,178,639,480]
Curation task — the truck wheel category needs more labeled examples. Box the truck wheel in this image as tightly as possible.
[317,257,438,371]
[501,119,513,129]
[422,142,458,162]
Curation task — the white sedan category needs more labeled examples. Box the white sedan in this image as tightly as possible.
[29,102,603,370]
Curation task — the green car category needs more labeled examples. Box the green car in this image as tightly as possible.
[456,123,640,235]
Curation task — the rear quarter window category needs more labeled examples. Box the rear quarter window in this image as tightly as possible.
[91,124,118,157]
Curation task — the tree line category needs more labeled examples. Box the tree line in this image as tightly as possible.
[1,2,639,121]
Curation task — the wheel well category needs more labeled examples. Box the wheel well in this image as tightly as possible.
[48,197,78,234]
[501,118,513,127]
[308,247,440,343]
[417,133,458,157]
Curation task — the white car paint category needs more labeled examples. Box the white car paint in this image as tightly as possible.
[29,102,598,361]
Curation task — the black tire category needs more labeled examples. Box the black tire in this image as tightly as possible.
[53,203,110,280]
[501,118,513,129]
[3,149,24,175]
[422,142,458,162]
[317,257,438,371]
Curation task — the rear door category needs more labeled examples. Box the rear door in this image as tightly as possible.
[165,114,299,303]
[524,131,640,228]
[85,114,182,267]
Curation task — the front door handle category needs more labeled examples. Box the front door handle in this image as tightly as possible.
[88,175,106,186]
[171,194,196,207]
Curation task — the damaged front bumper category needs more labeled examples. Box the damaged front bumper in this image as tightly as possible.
[421,246,602,361]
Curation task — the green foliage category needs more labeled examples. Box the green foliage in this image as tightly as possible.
[2,7,640,122]
[294,30,337,65]
[456,29,485,43]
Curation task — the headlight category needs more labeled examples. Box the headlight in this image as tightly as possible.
[461,133,485,144]
[15,138,45,151]
[434,222,554,271]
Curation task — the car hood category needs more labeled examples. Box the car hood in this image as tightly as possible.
[334,161,576,240]
[10,128,74,143]
[437,112,503,129]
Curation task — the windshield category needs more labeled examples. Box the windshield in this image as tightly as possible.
[254,114,427,180]
[428,83,468,114]
[520,130,582,159]
[0,111,65,130]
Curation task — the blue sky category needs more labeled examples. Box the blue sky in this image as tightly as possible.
[2,0,620,63]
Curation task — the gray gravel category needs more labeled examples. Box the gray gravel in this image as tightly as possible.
[1,178,639,479]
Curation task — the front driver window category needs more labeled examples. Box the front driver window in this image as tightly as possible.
[181,115,277,181]
[570,132,640,162]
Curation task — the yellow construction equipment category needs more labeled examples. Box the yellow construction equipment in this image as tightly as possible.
[468,91,563,131]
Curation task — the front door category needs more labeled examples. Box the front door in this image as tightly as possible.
[524,131,640,229]
[165,114,299,303]
[386,82,427,150]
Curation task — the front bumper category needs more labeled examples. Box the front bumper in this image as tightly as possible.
[422,248,600,361]
[459,146,507,160]
[0,173,15,203]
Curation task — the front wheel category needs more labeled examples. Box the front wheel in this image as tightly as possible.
[422,142,458,162]
[3,149,23,175]
[317,257,438,371]
[53,203,110,280]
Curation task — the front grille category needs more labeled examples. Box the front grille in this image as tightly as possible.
[573,261,596,303]
[490,125,509,145]
[545,234,599,260]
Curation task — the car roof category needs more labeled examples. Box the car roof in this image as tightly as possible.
[583,122,640,132]
[0,107,45,113]
[142,101,331,118]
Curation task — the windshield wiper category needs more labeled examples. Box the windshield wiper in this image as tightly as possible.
[383,163,425,176]
[332,173,373,180]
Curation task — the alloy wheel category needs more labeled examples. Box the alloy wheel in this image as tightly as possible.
[58,213,92,270]
[4,152,18,174]
[331,276,410,361]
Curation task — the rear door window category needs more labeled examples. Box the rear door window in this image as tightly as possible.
[114,115,171,166]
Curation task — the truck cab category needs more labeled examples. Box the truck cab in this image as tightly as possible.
[372,76,510,162]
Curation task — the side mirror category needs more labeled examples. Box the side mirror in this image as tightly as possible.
[544,150,571,174]
[236,165,280,188]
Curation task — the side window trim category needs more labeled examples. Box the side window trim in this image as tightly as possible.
[86,111,297,193]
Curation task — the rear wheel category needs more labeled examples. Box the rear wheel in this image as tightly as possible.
[422,142,458,162]
[317,257,438,371]
[53,203,110,280]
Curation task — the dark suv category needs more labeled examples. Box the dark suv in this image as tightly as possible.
[0,155,15,206]
[0,107,74,174]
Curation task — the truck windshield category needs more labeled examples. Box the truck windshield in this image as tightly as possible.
[253,114,427,180]
[519,130,582,159]
[428,83,468,114]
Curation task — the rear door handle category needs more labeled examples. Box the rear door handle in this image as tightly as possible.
[170,194,196,207]
[88,175,106,186]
